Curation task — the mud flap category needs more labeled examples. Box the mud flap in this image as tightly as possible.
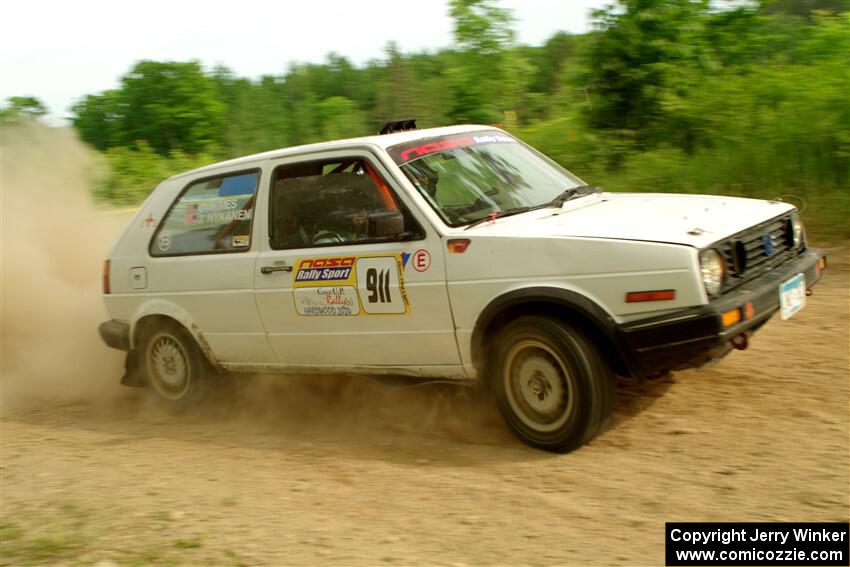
[120,350,147,388]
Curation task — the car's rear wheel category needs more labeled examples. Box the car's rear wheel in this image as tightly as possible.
[490,316,615,452]
[139,321,211,409]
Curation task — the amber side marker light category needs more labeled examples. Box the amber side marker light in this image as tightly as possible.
[625,290,675,303]
[447,239,471,254]
[102,260,111,294]
[744,301,755,320]
[722,308,742,328]
[816,256,827,277]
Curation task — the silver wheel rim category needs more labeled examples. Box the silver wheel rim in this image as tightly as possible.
[503,339,573,433]
[147,331,190,400]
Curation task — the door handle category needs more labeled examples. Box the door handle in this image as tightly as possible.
[260,264,292,274]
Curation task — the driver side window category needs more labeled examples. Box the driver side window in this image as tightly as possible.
[269,157,422,250]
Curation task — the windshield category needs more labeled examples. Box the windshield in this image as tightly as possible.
[389,131,586,227]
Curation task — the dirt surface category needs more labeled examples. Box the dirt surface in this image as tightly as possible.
[1,124,848,566]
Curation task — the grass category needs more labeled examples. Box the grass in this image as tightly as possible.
[1,506,217,567]
[123,548,180,567]
[223,549,250,567]
[0,499,266,566]
[0,520,24,542]
[174,537,202,549]
[0,528,89,566]
[151,510,172,522]
[1,503,91,564]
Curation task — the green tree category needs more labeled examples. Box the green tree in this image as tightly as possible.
[211,64,249,156]
[447,0,532,124]
[760,0,849,17]
[316,96,368,140]
[449,0,515,54]
[531,33,578,95]
[64,10,848,236]
[119,60,224,155]
[1,96,47,120]
[73,60,223,156]
[585,0,711,152]
[374,42,418,126]
[71,91,120,150]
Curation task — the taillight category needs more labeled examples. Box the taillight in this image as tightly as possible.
[103,260,111,294]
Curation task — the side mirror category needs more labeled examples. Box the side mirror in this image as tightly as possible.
[367,210,404,239]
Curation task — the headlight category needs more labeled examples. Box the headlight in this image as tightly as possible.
[700,249,725,297]
[790,211,804,249]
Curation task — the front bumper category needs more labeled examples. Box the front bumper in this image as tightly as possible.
[617,248,825,378]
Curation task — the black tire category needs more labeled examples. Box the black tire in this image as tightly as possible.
[138,321,211,410]
[490,316,615,453]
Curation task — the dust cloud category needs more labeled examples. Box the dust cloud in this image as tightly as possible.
[1,121,128,412]
[0,122,497,441]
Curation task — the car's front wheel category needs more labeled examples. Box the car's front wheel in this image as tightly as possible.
[139,321,211,409]
[490,316,615,452]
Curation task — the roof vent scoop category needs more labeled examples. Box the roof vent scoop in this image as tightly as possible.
[380,120,417,135]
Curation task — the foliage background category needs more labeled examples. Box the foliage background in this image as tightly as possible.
[5,0,847,234]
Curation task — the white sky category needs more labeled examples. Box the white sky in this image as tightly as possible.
[1,0,608,123]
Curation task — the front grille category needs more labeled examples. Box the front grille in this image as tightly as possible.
[718,214,800,293]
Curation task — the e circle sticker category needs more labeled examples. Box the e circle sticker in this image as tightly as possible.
[412,249,431,272]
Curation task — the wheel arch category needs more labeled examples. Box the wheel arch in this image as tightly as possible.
[128,301,221,371]
[470,287,633,378]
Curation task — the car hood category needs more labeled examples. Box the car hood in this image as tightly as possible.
[465,192,795,248]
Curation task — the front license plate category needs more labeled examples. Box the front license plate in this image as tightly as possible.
[779,272,806,320]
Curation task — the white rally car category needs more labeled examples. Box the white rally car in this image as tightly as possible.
[99,122,826,452]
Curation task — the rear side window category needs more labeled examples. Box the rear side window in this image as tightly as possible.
[150,170,259,256]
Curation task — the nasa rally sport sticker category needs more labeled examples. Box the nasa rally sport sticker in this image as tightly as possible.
[292,255,409,316]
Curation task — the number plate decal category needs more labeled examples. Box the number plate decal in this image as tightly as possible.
[778,272,806,320]
[292,254,409,316]
[355,256,408,314]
